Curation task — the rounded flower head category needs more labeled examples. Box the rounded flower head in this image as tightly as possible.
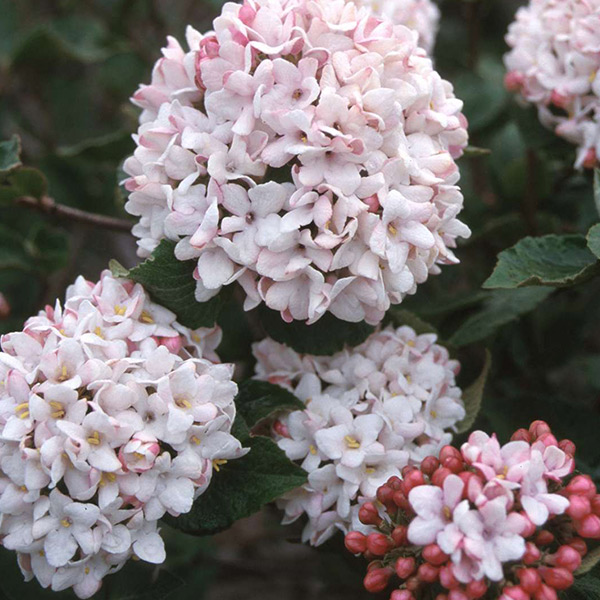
[504,0,600,169]
[354,0,440,54]
[0,271,247,598]
[253,325,465,545]
[125,0,470,325]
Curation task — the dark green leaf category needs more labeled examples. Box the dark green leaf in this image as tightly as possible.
[456,350,491,433]
[449,288,553,347]
[462,145,491,157]
[483,235,600,289]
[0,136,21,174]
[0,167,48,204]
[57,131,133,162]
[259,306,374,355]
[166,424,307,536]
[588,224,600,260]
[594,169,600,218]
[235,379,305,430]
[562,565,600,600]
[577,547,600,577]
[384,308,438,335]
[128,240,222,329]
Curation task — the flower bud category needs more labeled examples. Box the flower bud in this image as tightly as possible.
[550,89,570,109]
[575,513,600,539]
[440,445,462,464]
[421,456,440,476]
[391,525,408,547]
[448,590,469,600]
[504,70,524,91]
[534,585,558,600]
[583,148,598,169]
[377,484,394,506]
[417,563,439,583]
[519,513,536,538]
[549,545,582,572]
[529,421,551,439]
[466,579,488,599]
[567,495,591,520]
[118,432,161,473]
[367,532,393,556]
[364,567,393,593]
[387,476,403,490]
[565,475,596,499]
[345,531,367,554]
[523,542,542,565]
[443,456,464,474]
[395,557,416,580]
[402,469,426,494]
[536,432,558,448]
[439,565,459,589]
[272,420,290,438]
[535,530,554,546]
[158,335,183,353]
[592,495,600,516]
[423,544,449,566]
[558,439,576,456]
[517,568,542,594]
[390,591,415,600]
[539,567,573,590]
[568,537,588,557]
[511,428,532,442]
[393,490,411,511]
[431,467,452,487]
[502,585,530,600]
[359,502,383,526]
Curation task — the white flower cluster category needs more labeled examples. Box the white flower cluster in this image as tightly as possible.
[355,0,440,54]
[252,325,465,545]
[125,0,469,326]
[0,271,246,598]
[504,0,600,169]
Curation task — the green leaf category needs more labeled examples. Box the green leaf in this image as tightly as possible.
[462,145,491,158]
[594,169,600,218]
[235,379,305,430]
[258,306,374,355]
[166,423,307,536]
[128,240,222,329]
[0,168,48,204]
[577,546,600,577]
[588,224,600,260]
[384,308,438,335]
[0,136,21,174]
[109,259,130,278]
[449,288,553,347]
[562,566,600,600]
[456,350,491,433]
[57,130,133,162]
[483,235,600,289]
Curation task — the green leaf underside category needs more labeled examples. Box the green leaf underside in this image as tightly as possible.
[456,349,492,433]
[0,135,22,174]
[259,305,374,355]
[588,224,600,260]
[235,379,305,430]
[483,234,600,289]
[449,288,553,347]
[127,240,221,329]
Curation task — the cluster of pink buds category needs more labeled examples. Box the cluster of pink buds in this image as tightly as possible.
[345,421,600,600]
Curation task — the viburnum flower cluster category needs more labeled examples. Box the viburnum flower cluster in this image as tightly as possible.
[355,0,440,55]
[253,325,465,545]
[345,421,600,600]
[124,0,470,325]
[0,271,246,598]
[504,0,600,169]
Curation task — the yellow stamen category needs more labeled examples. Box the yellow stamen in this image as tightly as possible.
[49,401,63,410]
[406,375,412,384]
[61,518,72,528]
[58,365,69,381]
[39,550,45,557]
[176,398,192,409]
[15,402,30,413]
[365,467,376,475]
[87,431,101,445]
[192,333,201,343]
[407,340,415,347]
[443,506,452,519]
[212,459,228,472]
[388,224,397,236]
[190,436,201,445]
[140,310,154,324]
[344,435,361,449]
[114,305,126,316]
[589,71,597,83]
[20,485,27,492]
[19,411,30,420]
[300,135,307,143]
[105,472,116,482]
[134,452,145,460]
[430,410,438,419]
[85,567,90,575]
[94,326,104,339]
[309,444,318,455]
[59,328,65,335]
[51,411,65,419]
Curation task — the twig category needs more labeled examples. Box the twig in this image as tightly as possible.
[16,195,132,232]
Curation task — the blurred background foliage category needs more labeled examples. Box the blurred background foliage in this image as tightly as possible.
[1,0,600,598]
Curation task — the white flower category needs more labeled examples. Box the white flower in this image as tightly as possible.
[0,270,247,598]
[254,324,465,545]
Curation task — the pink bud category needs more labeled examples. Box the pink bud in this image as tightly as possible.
[568,537,588,557]
[387,476,403,490]
[364,567,393,593]
[417,563,439,583]
[272,420,290,438]
[567,495,591,520]
[391,525,408,547]
[517,568,542,594]
[504,71,524,92]
[421,456,440,476]
[119,432,161,473]
[377,484,394,506]
[502,585,530,600]
[440,446,462,464]
[448,590,469,600]
[519,513,537,538]
[359,502,383,526]
[558,439,576,457]
[0,293,10,319]
[583,148,598,169]
[423,544,449,566]
[549,546,581,572]
[390,591,414,600]
[529,421,551,439]
[535,530,554,546]
[566,475,596,499]
[575,514,600,539]
[536,432,558,448]
[402,469,426,494]
[159,335,183,353]
[511,428,532,443]
[363,194,380,213]
[466,580,488,599]
[550,89,570,109]
[534,584,558,600]
[344,531,367,554]
[432,467,452,487]
[393,490,411,511]
[539,567,574,590]
[523,542,542,565]
[367,532,392,556]
[395,557,416,580]
[439,565,459,590]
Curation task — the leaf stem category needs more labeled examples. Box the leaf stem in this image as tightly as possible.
[15,195,132,232]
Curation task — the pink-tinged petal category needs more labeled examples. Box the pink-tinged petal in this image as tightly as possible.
[408,516,445,545]
[133,531,166,564]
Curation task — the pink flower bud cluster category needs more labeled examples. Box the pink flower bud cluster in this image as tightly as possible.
[345,421,600,600]
[355,0,440,54]
[504,0,600,169]
[125,0,470,325]
[253,325,465,545]
[0,271,247,598]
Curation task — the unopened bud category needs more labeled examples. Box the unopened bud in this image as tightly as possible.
[390,591,415,600]
[523,542,542,565]
[423,544,448,566]
[431,467,452,487]
[529,421,551,439]
[439,565,459,589]
[565,475,596,499]
[466,579,488,599]
[568,537,588,557]
[511,428,532,442]
[502,585,529,600]
[391,525,408,547]
[359,502,383,526]
[421,456,440,476]
[517,568,542,594]
[364,567,393,593]
[417,563,439,583]
[567,495,591,520]
[402,469,426,494]
[504,70,524,92]
[534,584,558,600]
[395,557,416,580]
[575,513,600,539]
[0,293,10,319]
[540,567,573,590]
[535,530,554,546]
[344,531,367,554]
[549,545,582,572]
[558,439,576,456]
[367,532,392,556]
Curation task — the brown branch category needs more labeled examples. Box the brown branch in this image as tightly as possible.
[16,196,132,233]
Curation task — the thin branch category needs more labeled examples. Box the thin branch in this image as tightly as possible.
[16,196,132,233]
